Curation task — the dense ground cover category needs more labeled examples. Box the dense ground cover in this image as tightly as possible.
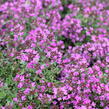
[0,0,109,108]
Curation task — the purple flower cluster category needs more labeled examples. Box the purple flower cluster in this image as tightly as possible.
[1,0,109,108]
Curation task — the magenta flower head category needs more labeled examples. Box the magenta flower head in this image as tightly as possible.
[24,88,31,95]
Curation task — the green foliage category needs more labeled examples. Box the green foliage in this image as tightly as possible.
[74,42,83,46]
[23,32,28,38]
[43,62,61,83]
[0,91,6,99]
[25,22,31,31]
[0,56,20,106]
[60,7,70,19]
[60,0,72,19]
[56,35,75,49]
[0,84,16,106]
[75,14,100,29]
[10,32,14,36]
[83,35,91,43]
[61,0,76,5]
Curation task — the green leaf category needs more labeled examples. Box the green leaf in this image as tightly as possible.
[0,51,3,57]
[35,99,41,105]
[74,42,83,46]
[23,32,28,37]
[0,91,6,99]
[10,32,14,36]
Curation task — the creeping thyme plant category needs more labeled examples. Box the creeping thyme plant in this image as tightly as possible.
[1,0,109,109]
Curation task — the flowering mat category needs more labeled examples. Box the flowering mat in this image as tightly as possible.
[0,0,109,109]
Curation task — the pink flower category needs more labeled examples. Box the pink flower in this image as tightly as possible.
[27,105,33,109]
[105,85,109,91]
[17,82,23,88]
[13,97,18,102]
[20,75,25,81]
[21,96,26,101]
[24,88,30,95]
[106,56,109,63]
[53,88,58,95]
[75,96,81,102]
[79,106,87,109]
[41,86,45,92]
[31,82,36,87]
[1,107,5,109]
[22,108,26,109]
[83,98,91,104]
[73,72,79,76]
